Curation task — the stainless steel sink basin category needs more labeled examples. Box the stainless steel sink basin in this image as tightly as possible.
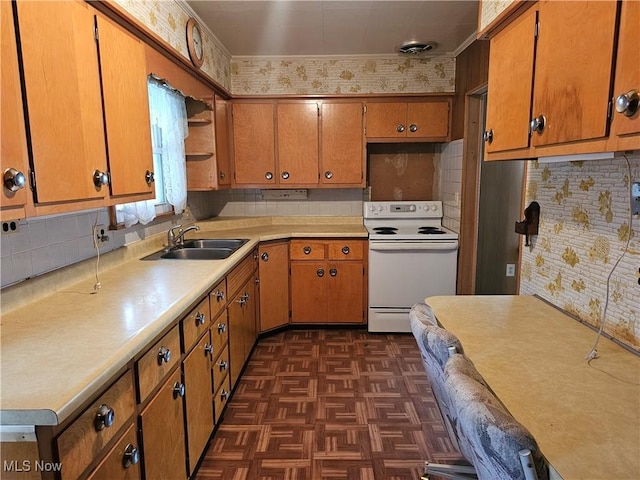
[160,248,235,260]
[182,239,248,249]
[141,238,249,261]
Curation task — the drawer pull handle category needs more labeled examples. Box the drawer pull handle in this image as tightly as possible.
[409,124,418,133]
[145,170,155,185]
[317,268,325,277]
[324,170,333,180]
[4,168,26,192]
[122,444,140,468]
[530,115,546,134]
[92,170,109,188]
[265,171,273,180]
[219,360,228,371]
[157,346,171,365]
[173,382,185,399]
[341,246,350,255]
[615,89,639,117]
[329,268,337,277]
[483,129,494,144]
[204,344,213,355]
[215,290,225,302]
[217,322,226,334]
[195,312,206,326]
[94,404,115,431]
[303,246,311,255]
[281,171,290,180]
[261,252,269,261]
[396,124,405,133]
[220,390,229,401]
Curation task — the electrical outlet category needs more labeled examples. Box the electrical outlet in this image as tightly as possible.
[94,224,109,243]
[506,264,516,277]
[1,221,20,234]
[632,182,640,216]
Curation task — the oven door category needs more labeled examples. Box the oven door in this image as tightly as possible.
[368,240,458,332]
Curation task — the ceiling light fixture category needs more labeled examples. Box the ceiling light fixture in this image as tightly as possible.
[396,41,438,55]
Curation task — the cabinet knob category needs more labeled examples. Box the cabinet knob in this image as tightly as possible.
[483,129,494,144]
[94,404,115,431]
[219,171,226,179]
[303,246,312,255]
[281,171,290,180]
[409,124,418,133]
[195,312,206,326]
[218,359,228,371]
[220,389,229,401]
[324,171,333,180]
[3,168,26,192]
[316,268,325,277]
[173,382,185,399]
[341,246,350,255]
[615,90,639,117]
[157,346,171,365]
[265,171,273,180]
[396,124,405,133]
[204,343,213,355]
[215,290,225,302]
[329,268,337,277]
[217,322,226,334]
[236,296,247,306]
[92,170,109,188]
[530,115,546,134]
[261,252,269,261]
[145,170,155,185]
[122,444,140,468]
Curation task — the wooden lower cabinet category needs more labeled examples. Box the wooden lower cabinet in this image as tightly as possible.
[258,242,290,332]
[86,425,140,480]
[139,368,187,480]
[182,332,214,476]
[290,239,367,324]
[227,274,256,388]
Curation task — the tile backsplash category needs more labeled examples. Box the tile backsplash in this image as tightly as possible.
[436,139,464,233]
[519,153,640,351]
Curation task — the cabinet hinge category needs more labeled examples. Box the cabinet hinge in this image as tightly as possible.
[534,21,539,38]
[94,22,99,41]
[29,169,36,190]
[607,100,613,123]
[363,105,367,114]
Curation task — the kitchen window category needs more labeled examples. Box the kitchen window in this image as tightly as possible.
[115,77,188,227]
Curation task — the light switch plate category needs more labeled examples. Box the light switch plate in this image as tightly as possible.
[632,182,640,216]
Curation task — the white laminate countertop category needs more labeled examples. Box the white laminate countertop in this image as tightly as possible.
[0,217,367,426]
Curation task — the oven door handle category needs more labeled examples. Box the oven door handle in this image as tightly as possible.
[369,241,459,252]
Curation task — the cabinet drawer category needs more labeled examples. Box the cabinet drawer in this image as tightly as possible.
[181,297,211,354]
[290,240,326,260]
[213,375,231,424]
[210,279,227,319]
[85,424,140,480]
[212,344,230,393]
[327,240,364,260]
[136,325,181,403]
[227,251,257,298]
[57,371,135,480]
[211,310,229,355]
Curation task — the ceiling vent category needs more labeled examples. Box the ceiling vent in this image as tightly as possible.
[396,41,438,55]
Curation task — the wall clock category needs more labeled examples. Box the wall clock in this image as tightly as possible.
[186,17,204,69]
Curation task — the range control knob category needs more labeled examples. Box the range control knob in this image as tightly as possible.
[409,205,416,212]
[424,204,431,211]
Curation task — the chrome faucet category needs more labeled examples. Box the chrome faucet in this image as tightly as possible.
[167,224,200,248]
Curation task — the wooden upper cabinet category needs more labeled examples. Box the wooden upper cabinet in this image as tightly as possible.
[321,102,364,186]
[1,1,30,220]
[215,96,233,186]
[96,15,154,200]
[15,0,108,204]
[530,0,617,147]
[365,100,450,141]
[232,102,276,186]
[277,102,319,185]
[484,8,537,154]
[609,0,640,149]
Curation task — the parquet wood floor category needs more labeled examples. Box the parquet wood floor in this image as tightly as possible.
[194,329,465,480]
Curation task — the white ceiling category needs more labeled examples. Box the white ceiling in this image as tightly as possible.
[186,1,479,57]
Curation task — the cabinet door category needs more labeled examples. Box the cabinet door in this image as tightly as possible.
[277,102,319,185]
[259,242,290,332]
[243,275,257,359]
[215,96,233,186]
[16,0,108,204]
[290,262,327,323]
[321,102,364,185]
[227,288,246,388]
[96,15,154,199]
[366,103,407,138]
[531,0,617,147]
[1,1,29,220]
[327,262,365,323]
[232,102,276,186]
[86,425,140,480]
[139,368,187,480]
[610,0,640,142]
[183,333,214,476]
[484,7,537,154]
[407,102,450,139]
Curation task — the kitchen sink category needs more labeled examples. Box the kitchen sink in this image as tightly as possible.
[141,238,249,261]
